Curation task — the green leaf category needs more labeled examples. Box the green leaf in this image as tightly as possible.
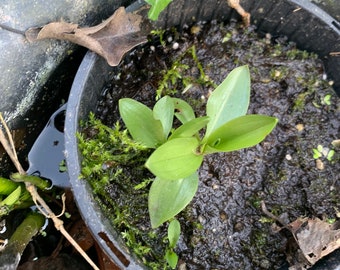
[0,177,19,195]
[204,115,278,154]
[205,65,250,139]
[312,149,322,159]
[165,249,178,269]
[119,98,164,148]
[172,98,196,124]
[327,149,335,161]
[144,0,173,21]
[168,219,181,248]
[153,96,174,139]
[169,116,209,140]
[145,137,203,180]
[1,186,21,206]
[149,173,198,228]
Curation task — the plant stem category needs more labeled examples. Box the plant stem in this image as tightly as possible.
[0,212,45,268]
[0,113,100,270]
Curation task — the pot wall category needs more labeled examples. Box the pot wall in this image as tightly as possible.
[154,0,340,96]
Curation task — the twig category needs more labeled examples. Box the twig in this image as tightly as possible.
[260,200,287,226]
[0,23,26,36]
[227,0,251,27]
[0,114,23,174]
[0,113,99,270]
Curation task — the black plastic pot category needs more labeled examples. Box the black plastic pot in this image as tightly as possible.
[65,1,340,269]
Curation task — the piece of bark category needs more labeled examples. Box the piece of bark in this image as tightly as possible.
[25,7,147,66]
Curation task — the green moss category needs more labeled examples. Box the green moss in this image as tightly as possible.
[78,113,171,269]
[153,37,216,99]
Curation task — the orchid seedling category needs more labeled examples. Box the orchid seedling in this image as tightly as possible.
[119,65,278,267]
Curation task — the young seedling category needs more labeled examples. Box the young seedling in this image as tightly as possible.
[313,144,336,161]
[119,65,278,267]
[165,219,181,268]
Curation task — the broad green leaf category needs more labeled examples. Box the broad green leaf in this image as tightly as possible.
[204,115,278,154]
[172,98,196,124]
[169,116,209,140]
[153,96,174,139]
[205,65,250,139]
[165,249,178,269]
[119,98,164,148]
[144,0,173,21]
[145,137,203,180]
[168,219,181,248]
[149,173,198,228]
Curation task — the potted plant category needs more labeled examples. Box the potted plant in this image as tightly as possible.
[65,0,339,269]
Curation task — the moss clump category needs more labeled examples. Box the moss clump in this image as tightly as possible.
[77,113,170,269]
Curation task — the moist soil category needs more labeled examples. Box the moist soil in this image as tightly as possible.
[83,20,339,269]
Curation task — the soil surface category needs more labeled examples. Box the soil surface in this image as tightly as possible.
[85,20,339,269]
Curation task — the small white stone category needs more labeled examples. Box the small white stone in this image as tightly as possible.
[212,184,219,190]
[172,42,179,50]
[285,154,292,161]
[150,45,155,52]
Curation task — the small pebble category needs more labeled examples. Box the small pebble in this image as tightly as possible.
[191,25,201,34]
[198,215,205,223]
[332,139,340,147]
[172,42,179,50]
[274,70,281,78]
[316,159,324,170]
[295,123,304,132]
[285,154,292,161]
[212,184,219,189]
[220,212,227,221]
[178,262,187,270]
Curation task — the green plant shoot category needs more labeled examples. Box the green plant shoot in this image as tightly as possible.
[165,219,181,268]
[144,0,173,21]
[119,65,278,231]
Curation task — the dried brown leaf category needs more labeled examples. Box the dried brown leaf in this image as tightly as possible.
[261,202,340,269]
[25,7,147,66]
[294,218,340,265]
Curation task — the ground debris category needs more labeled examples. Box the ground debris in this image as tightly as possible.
[262,201,340,269]
[25,7,147,66]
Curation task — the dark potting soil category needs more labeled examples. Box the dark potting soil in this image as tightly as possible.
[84,20,339,269]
